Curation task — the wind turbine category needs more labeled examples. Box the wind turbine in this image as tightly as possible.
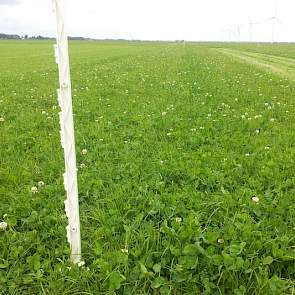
[229,25,243,42]
[249,18,255,42]
[236,25,241,42]
[248,19,263,42]
[222,28,235,42]
[263,1,282,43]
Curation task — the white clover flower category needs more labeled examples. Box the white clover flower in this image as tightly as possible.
[175,217,182,224]
[41,111,46,115]
[0,117,4,122]
[161,112,167,116]
[80,163,86,169]
[199,126,204,130]
[0,221,8,231]
[265,146,270,150]
[159,160,164,165]
[31,186,38,194]
[82,149,88,155]
[191,128,196,132]
[218,238,224,244]
[252,196,259,203]
[38,181,45,187]
[270,118,275,122]
[77,261,85,267]
[255,129,260,134]
[245,153,250,157]
[121,248,129,254]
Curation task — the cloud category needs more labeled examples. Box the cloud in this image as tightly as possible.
[0,0,21,5]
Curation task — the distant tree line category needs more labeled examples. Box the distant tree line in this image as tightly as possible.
[0,33,184,42]
[0,33,132,41]
[0,33,88,40]
[0,33,22,39]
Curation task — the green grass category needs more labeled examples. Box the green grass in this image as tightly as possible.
[0,40,295,294]
[215,47,295,81]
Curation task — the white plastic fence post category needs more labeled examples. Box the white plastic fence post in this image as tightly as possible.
[52,0,81,264]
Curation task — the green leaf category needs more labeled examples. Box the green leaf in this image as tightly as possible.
[211,254,223,266]
[235,257,244,269]
[263,256,274,265]
[179,255,198,270]
[223,253,235,267]
[183,244,197,256]
[27,254,40,271]
[0,261,9,269]
[160,285,170,295]
[183,243,205,256]
[23,276,34,285]
[206,231,219,243]
[234,285,246,295]
[153,263,161,273]
[140,263,148,274]
[109,271,125,291]
[151,277,166,289]
[269,275,286,292]
[170,246,181,256]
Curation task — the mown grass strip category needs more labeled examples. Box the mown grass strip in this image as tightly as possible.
[215,48,295,81]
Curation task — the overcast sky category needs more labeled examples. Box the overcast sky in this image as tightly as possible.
[0,0,294,42]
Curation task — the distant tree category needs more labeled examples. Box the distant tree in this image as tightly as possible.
[0,33,21,39]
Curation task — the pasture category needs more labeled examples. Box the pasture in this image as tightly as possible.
[0,40,295,294]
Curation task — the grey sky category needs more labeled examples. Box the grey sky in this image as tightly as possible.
[0,0,294,42]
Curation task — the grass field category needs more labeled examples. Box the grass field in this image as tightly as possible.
[0,40,295,294]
